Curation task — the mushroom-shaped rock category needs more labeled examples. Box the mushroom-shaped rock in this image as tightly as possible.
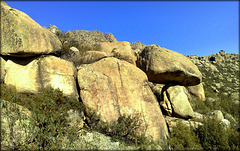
[137,45,202,86]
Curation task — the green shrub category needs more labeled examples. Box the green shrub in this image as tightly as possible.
[188,95,210,114]
[0,84,85,150]
[196,116,239,150]
[166,121,203,150]
[84,109,149,146]
[106,113,145,144]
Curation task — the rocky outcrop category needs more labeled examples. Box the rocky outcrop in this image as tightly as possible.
[0,1,62,57]
[188,50,239,96]
[77,57,168,141]
[48,24,60,34]
[4,56,78,98]
[206,110,224,121]
[62,30,117,46]
[3,1,239,149]
[99,41,137,65]
[137,45,202,86]
[149,83,194,119]
[104,33,117,43]
[130,41,146,51]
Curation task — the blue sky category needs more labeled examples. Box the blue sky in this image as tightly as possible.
[5,1,239,56]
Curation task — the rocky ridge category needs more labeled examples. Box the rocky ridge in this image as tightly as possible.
[1,1,239,150]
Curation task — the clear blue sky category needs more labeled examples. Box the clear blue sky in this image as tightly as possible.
[5,1,239,56]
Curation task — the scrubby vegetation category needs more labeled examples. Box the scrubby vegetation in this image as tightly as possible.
[196,117,239,150]
[166,121,203,150]
[1,84,154,150]
[84,107,152,147]
[1,84,85,150]
[164,118,239,150]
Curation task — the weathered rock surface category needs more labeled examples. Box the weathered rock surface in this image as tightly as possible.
[0,57,7,82]
[39,56,78,98]
[104,33,117,43]
[4,56,78,98]
[1,2,62,57]
[4,58,41,93]
[99,41,137,65]
[48,24,60,34]
[186,83,205,100]
[166,86,194,119]
[61,50,108,67]
[193,112,204,122]
[137,45,202,86]
[78,57,168,141]
[148,83,194,119]
[130,41,146,51]
[80,51,108,65]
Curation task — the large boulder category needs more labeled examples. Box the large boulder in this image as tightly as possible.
[38,56,78,98]
[1,1,61,57]
[4,56,78,98]
[166,86,194,119]
[77,57,168,141]
[137,45,202,86]
[99,42,137,65]
[4,58,41,93]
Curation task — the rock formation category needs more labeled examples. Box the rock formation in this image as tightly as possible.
[1,1,62,57]
[98,41,137,65]
[4,56,78,98]
[61,30,117,46]
[137,44,202,86]
[77,57,168,141]
[1,1,239,149]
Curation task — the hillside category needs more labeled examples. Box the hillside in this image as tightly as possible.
[1,1,239,150]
